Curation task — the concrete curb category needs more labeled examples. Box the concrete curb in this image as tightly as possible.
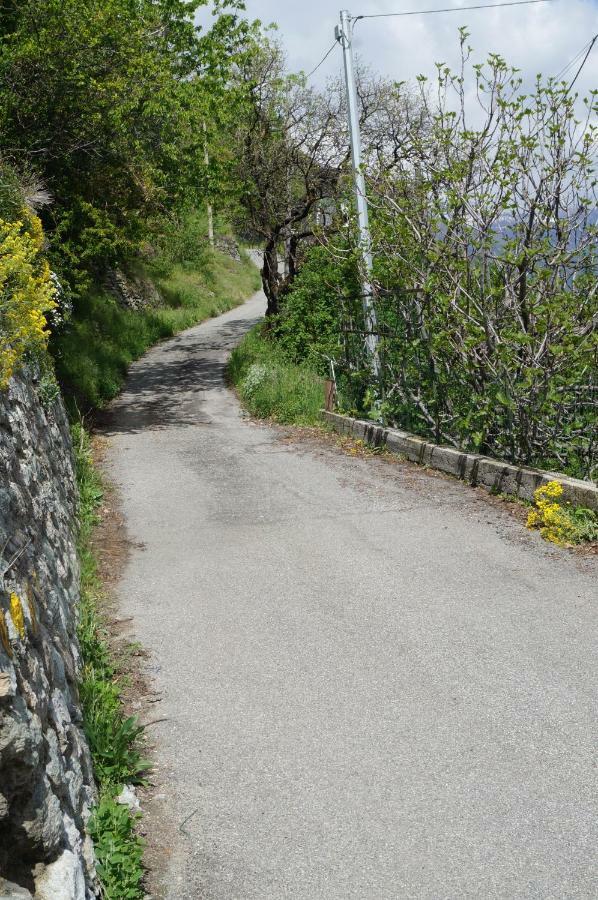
[321,410,598,512]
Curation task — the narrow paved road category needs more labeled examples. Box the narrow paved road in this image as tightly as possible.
[103,293,597,900]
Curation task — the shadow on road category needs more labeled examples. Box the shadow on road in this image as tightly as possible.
[97,311,262,436]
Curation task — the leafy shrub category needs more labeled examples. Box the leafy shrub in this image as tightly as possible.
[88,796,144,900]
[281,42,597,481]
[370,47,598,479]
[80,681,149,787]
[0,210,56,386]
[274,246,358,374]
[0,0,250,294]
[145,209,213,278]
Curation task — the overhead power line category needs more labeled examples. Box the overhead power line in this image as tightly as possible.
[355,0,556,20]
[305,41,338,80]
[554,36,596,82]
[305,1,560,80]
[567,34,597,92]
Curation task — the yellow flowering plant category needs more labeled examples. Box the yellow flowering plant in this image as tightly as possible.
[527,481,567,545]
[527,481,598,546]
[0,210,56,388]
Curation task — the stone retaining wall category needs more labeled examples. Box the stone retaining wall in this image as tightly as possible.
[0,373,97,899]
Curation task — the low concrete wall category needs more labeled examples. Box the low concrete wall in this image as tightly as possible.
[322,411,598,512]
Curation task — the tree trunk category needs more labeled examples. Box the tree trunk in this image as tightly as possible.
[261,240,281,317]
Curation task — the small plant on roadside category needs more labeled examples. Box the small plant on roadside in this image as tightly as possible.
[242,362,268,398]
[526,481,598,546]
[80,683,149,786]
[88,796,144,900]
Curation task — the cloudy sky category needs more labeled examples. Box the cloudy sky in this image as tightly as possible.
[202,0,598,102]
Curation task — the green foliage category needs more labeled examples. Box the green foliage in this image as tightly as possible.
[560,506,598,544]
[145,209,214,278]
[365,48,598,479]
[73,423,148,787]
[53,290,173,411]
[277,43,597,481]
[150,246,261,326]
[88,796,144,900]
[82,699,149,788]
[72,422,146,898]
[0,159,26,222]
[0,0,253,292]
[273,246,358,373]
[229,325,324,425]
[526,480,598,545]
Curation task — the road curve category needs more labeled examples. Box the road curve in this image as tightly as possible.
[102,291,597,900]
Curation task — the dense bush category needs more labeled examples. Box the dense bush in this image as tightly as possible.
[281,41,597,481]
[274,246,358,373]
[368,45,597,479]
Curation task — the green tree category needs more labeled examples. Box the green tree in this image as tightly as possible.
[295,34,598,478]
[0,0,251,291]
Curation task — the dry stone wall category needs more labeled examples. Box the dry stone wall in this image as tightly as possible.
[0,372,97,899]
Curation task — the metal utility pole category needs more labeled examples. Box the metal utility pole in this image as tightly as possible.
[335,10,380,378]
[203,121,215,248]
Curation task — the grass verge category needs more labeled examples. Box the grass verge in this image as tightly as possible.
[54,248,260,412]
[72,421,147,899]
[228,325,324,425]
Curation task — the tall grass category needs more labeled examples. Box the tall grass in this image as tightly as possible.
[229,326,324,425]
[53,292,172,411]
[149,250,260,332]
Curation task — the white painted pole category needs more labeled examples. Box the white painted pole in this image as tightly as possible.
[336,10,380,377]
[203,121,215,248]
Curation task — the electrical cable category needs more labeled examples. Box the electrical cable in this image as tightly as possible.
[305,41,339,80]
[553,36,595,82]
[355,0,556,21]
[566,34,597,92]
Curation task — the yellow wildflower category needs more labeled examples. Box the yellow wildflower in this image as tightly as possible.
[0,210,57,387]
[527,481,572,546]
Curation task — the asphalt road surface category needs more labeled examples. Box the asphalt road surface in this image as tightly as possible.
[103,291,597,900]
